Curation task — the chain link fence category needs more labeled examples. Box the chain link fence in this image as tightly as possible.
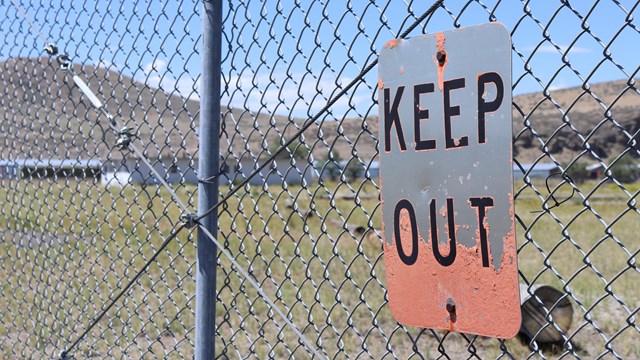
[1,0,639,358]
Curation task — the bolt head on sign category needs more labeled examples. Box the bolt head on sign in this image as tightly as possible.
[378,23,520,338]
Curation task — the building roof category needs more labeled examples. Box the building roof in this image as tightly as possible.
[513,163,559,171]
[0,159,103,168]
[585,163,603,171]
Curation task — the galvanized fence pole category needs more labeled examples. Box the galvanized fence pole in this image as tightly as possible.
[196,0,222,358]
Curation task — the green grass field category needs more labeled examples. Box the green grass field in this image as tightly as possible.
[0,177,638,358]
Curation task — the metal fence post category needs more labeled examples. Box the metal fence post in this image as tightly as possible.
[196,0,222,359]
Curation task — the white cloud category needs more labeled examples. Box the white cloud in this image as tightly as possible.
[95,60,118,71]
[224,72,371,118]
[534,44,591,54]
[138,61,372,113]
[143,59,167,74]
[548,81,570,91]
[140,59,200,101]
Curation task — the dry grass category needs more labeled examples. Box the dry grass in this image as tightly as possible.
[0,177,638,358]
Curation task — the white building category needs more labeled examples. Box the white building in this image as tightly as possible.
[513,163,560,180]
[0,159,102,179]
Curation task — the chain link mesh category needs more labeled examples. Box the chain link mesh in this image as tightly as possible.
[1,0,639,359]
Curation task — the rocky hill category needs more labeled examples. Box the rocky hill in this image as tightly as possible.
[511,78,640,163]
[0,56,200,161]
[0,57,637,166]
[0,57,378,167]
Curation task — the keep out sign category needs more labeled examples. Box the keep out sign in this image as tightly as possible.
[378,23,520,338]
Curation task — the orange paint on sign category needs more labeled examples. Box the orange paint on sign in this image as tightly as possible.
[384,39,401,49]
[434,32,447,91]
[384,220,520,338]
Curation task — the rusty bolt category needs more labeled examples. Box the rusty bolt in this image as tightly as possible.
[446,300,456,314]
[436,50,446,65]
[446,298,457,323]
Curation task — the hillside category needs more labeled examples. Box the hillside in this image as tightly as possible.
[0,57,200,161]
[0,57,376,167]
[511,79,640,163]
[231,78,640,165]
[357,79,640,164]
[0,57,637,167]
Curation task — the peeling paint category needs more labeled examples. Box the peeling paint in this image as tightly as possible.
[378,77,384,89]
[384,38,401,49]
[384,226,520,338]
[434,32,447,91]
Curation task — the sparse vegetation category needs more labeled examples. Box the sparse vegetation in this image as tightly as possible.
[322,151,343,181]
[1,178,639,358]
[270,136,310,161]
[563,161,589,184]
[608,155,640,183]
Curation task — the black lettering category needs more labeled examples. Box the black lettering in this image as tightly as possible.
[470,197,494,267]
[430,198,456,266]
[443,78,468,149]
[413,83,436,151]
[394,199,418,265]
[477,72,504,144]
[384,86,407,152]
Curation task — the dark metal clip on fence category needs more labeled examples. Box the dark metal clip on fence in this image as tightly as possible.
[44,43,58,55]
[57,350,73,360]
[197,173,222,184]
[115,126,136,150]
[180,212,198,229]
[56,54,71,70]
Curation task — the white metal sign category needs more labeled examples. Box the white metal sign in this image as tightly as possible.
[378,23,520,338]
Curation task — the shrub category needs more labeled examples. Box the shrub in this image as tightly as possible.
[563,161,589,184]
[609,155,640,183]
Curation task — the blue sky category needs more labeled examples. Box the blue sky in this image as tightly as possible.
[2,1,638,118]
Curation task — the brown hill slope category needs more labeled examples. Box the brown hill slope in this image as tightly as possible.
[511,79,640,163]
[207,79,640,167]
[357,79,640,164]
[0,57,378,168]
[1,57,637,167]
[0,57,200,161]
